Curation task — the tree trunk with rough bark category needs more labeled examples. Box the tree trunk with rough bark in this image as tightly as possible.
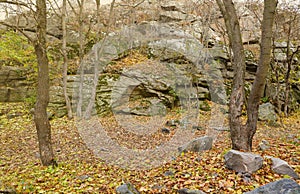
[216,0,277,151]
[34,0,57,166]
[245,0,278,150]
[216,0,247,150]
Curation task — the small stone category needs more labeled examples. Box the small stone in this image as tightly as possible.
[77,175,90,180]
[178,188,206,194]
[166,120,179,127]
[192,126,203,130]
[161,128,170,134]
[259,140,270,151]
[151,185,164,190]
[258,102,277,121]
[116,183,140,194]
[238,172,252,183]
[164,170,174,176]
[178,136,213,153]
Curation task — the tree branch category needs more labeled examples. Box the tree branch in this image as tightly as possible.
[0,21,62,40]
[0,0,33,9]
[0,20,34,42]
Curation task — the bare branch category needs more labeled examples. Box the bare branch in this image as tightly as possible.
[67,0,77,15]
[47,0,61,17]
[119,0,145,8]
[0,21,62,40]
[0,20,34,42]
[0,0,33,9]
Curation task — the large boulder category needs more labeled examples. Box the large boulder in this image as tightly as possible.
[258,102,277,121]
[178,136,213,153]
[267,156,299,179]
[224,150,263,173]
[244,178,300,194]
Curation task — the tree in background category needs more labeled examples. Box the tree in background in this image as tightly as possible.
[216,0,277,151]
[83,0,116,119]
[273,2,300,116]
[61,0,73,119]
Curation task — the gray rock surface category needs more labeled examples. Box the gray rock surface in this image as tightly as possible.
[267,156,300,179]
[178,188,206,194]
[116,183,140,194]
[2,1,299,117]
[244,178,300,194]
[258,102,277,121]
[178,136,213,153]
[224,150,263,173]
[259,140,270,151]
[0,66,34,102]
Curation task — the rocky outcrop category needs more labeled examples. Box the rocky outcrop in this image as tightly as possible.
[1,1,299,118]
[0,66,34,102]
[2,20,298,118]
[67,22,225,118]
[244,178,300,194]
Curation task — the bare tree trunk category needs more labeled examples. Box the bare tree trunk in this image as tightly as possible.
[95,0,101,33]
[245,0,278,150]
[217,0,277,151]
[283,15,294,117]
[75,0,85,117]
[271,24,282,115]
[34,0,57,166]
[216,0,247,150]
[62,0,73,119]
[84,0,116,119]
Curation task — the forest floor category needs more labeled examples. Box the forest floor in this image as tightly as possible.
[0,102,299,193]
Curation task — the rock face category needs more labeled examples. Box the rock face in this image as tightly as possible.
[116,183,140,194]
[258,102,277,121]
[0,66,34,102]
[178,136,213,153]
[67,22,225,118]
[110,62,180,116]
[1,1,299,117]
[267,156,300,179]
[244,178,300,194]
[224,150,263,173]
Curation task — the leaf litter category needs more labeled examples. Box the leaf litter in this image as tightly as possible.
[0,102,299,193]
